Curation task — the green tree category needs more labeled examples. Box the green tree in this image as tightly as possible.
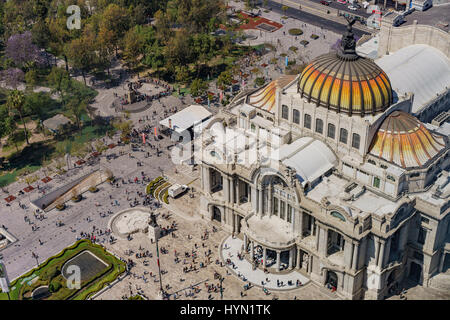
[96,26,116,76]
[175,65,190,85]
[217,70,232,90]
[65,30,96,85]
[7,89,29,145]
[190,78,208,97]
[100,3,131,55]
[25,69,38,89]
[122,27,145,72]
[67,98,87,130]
[47,67,70,106]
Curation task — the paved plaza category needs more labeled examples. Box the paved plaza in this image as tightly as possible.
[221,236,310,290]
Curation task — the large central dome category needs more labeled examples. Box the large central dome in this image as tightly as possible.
[298,20,393,116]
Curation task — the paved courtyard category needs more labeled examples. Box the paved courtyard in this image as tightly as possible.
[221,236,310,290]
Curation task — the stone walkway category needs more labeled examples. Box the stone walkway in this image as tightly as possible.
[222,236,309,290]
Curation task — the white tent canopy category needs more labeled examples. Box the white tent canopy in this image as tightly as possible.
[159,105,212,134]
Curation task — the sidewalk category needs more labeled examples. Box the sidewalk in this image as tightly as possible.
[221,236,310,291]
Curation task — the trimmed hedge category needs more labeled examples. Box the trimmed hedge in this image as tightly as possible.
[288,28,303,36]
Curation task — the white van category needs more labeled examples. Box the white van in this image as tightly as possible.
[168,184,188,198]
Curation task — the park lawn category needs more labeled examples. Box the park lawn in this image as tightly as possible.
[0,119,114,188]
[2,239,125,300]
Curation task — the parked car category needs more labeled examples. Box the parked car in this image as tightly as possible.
[348,5,358,10]
[320,0,331,5]
[337,0,347,4]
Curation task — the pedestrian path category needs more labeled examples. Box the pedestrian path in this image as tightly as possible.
[221,236,309,291]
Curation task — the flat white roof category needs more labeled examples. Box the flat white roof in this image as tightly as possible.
[277,137,338,186]
[160,105,212,133]
[376,44,450,114]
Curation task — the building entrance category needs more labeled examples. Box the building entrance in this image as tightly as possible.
[212,206,221,222]
[409,262,422,283]
[326,270,338,289]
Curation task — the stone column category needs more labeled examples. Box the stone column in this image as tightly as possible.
[316,225,320,252]
[235,214,240,233]
[291,207,296,233]
[204,167,210,192]
[230,178,235,204]
[258,188,263,215]
[289,247,294,269]
[378,240,385,268]
[263,247,267,267]
[276,250,281,271]
[374,236,380,266]
[296,248,301,269]
[251,186,257,212]
[352,242,359,271]
[278,198,282,217]
[244,234,248,252]
[383,238,391,267]
[299,211,304,239]
[250,241,254,260]
[268,185,272,216]
[201,165,205,190]
[236,179,240,205]
[223,176,229,202]
[439,251,447,273]
[344,239,353,269]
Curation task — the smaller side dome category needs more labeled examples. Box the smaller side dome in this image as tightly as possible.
[369,111,446,168]
[248,74,297,113]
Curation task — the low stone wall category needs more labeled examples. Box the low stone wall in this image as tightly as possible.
[378,21,450,58]
[31,169,111,212]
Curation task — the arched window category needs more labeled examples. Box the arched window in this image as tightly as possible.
[327,123,336,139]
[304,114,311,129]
[293,109,300,124]
[331,211,346,222]
[340,128,348,144]
[352,133,360,149]
[281,105,289,120]
[315,118,323,134]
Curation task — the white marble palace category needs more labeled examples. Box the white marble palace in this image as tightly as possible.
[193,22,450,299]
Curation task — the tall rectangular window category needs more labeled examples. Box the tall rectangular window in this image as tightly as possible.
[287,204,292,223]
[273,197,278,216]
[304,114,311,129]
[280,201,285,220]
[282,105,289,120]
[293,109,300,124]
[327,123,336,139]
[417,227,426,245]
[315,118,323,134]
[352,133,361,149]
[373,176,380,188]
[340,128,348,144]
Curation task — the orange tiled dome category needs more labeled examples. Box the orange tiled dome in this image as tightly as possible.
[299,53,393,116]
[369,111,446,168]
[299,20,393,116]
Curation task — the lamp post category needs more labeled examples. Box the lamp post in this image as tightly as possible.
[150,213,164,298]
